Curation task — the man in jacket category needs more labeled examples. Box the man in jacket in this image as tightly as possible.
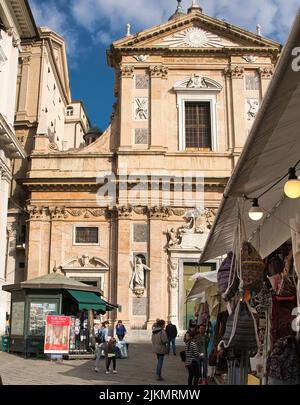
[151,319,168,381]
[166,321,178,356]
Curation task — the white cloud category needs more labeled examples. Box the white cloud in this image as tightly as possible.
[29,0,79,58]
[70,0,299,44]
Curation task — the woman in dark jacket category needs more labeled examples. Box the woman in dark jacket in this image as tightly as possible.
[151,319,168,381]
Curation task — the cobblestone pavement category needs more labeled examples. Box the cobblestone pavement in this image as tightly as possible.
[0,339,187,385]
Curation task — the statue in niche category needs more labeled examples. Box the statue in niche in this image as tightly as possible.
[130,257,151,295]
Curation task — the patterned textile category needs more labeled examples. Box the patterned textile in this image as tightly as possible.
[267,336,300,382]
[271,295,296,348]
[241,242,264,293]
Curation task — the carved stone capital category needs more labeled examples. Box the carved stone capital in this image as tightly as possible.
[224,66,244,78]
[259,67,273,79]
[115,205,133,218]
[21,56,31,65]
[149,65,168,79]
[149,206,171,219]
[50,207,68,220]
[27,206,50,220]
[120,65,135,78]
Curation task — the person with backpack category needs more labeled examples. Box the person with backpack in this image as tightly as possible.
[151,319,168,381]
[94,321,110,372]
[184,330,201,386]
[115,320,127,341]
[104,337,118,374]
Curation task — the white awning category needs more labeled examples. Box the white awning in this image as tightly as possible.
[200,10,300,263]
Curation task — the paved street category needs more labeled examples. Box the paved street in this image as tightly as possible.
[0,339,187,385]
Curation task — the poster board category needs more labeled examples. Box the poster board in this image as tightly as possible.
[44,315,71,354]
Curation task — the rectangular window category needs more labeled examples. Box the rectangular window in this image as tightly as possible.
[185,101,212,149]
[75,227,99,244]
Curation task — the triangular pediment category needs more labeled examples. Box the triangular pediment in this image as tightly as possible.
[112,12,280,51]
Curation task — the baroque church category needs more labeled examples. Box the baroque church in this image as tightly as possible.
[8,1,281,331]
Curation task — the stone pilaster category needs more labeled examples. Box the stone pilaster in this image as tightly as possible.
[115,206,133,325]
[225,66,246,151]
[149,66,168,149]
[16,56,31,119]
[26,206,51,279]
[147,207,170,327]
[119,65,134,149]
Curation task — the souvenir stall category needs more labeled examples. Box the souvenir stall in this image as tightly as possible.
[2,271,117,358]
[199,10,300,385]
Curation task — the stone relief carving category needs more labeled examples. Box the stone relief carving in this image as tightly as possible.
[116,205,133,218]
[27,206,50,220]
[149,65,168,78]
[166,208,217,248]
[149,206,171,219]
[135,74,149,89]
[80,254,90,267]
[159,27,222,48]
[243,55,258,63]
[133,55,149,62]
[134,98,148,120]
[120,65,134,78]
[224,66,245,78]
[186,74,208,89]
[246,99,260,120]
[168,260,179,289]
[259,67,273,79]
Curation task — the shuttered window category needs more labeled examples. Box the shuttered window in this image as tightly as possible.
[185,102,212,149]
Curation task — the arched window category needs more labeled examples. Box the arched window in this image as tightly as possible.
[67,106,74,116]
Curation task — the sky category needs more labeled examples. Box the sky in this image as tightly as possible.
[29,0,300,130]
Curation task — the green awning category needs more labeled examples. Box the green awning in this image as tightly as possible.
[67,290,106,312]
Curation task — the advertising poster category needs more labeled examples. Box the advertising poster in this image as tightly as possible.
[44,315,71,354]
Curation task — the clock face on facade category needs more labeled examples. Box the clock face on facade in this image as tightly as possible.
[160,27,223,48]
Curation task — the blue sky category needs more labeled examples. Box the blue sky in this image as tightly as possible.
[29,0,299,130]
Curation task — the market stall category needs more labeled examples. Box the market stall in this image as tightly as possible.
[198,10,300,385]
[2,271,117,358]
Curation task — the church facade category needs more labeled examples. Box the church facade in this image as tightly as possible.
[21,3,280,330]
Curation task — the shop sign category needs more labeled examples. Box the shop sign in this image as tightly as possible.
[44,315,71,354]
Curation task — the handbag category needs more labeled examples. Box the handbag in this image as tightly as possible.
[219,301,259,352]
[217,252,239,301]
[241,242,265,293]
[180,350,186,362]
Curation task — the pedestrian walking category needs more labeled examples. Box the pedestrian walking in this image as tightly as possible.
[151,319,168,381]
[194,324,209,384]
[115,320,127,341]
[104,337,118,374]
[166,321,178,356]
[94,321,110,372]
[184,330,201,386]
